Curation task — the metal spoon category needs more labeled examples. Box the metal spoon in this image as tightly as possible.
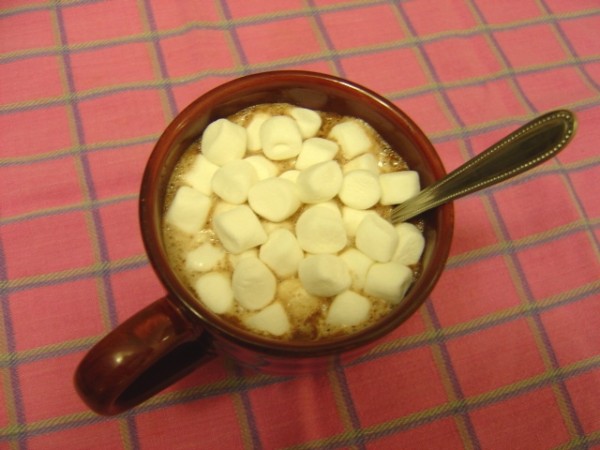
[391,109,577,224]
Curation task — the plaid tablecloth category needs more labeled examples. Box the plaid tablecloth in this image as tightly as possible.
[1,1,599,449]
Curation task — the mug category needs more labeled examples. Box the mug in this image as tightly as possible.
[74,70,454,416]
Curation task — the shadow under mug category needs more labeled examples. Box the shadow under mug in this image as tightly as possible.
[74,70,454,416]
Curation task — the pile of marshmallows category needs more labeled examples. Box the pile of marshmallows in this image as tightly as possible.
[165,105,425,337]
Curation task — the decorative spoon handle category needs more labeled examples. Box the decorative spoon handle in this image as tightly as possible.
[391,109,577,224]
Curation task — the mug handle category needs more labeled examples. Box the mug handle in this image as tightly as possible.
[74,297,215,415]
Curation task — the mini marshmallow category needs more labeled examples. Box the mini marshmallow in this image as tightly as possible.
[329,120,372,159]
[364,262,414,304]
[379,170,420,205]
[355,213,399,262]
[243,302,290,336]
[260,115,303,160]
[296,160,343,204]
[326,291,371,327]
[244,155,279,180]
[245,112,271,151]
[259,228,303,277]
[185,243,226,273]
[232,257,276,310]
[213,205,267,254]
[295,137,339,170]
[165,186,212,235]
[193,272,233,314]
[181,154,219,196]
[289,107,322,138]
[228,248,258,268]
[248,177,301,222]
[279,169,300,183]
[278,278,320,321]
[295,205,347,254]
[342,207,377,237]
[298,254,351,297]
[343,153,379,174]
[393,222,425,266]
[211,159,258,204]
[340,248,374,290]
[212,200,237,218]
[201,118,247,166]
[339,170,381,209]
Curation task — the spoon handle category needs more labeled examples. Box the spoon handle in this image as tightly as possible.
[391,109,577,223]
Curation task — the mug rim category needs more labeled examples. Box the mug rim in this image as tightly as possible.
[139,70,454,357]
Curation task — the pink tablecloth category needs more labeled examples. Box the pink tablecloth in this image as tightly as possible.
[1,1,599,449]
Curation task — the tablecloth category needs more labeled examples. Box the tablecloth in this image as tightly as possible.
[1,0,599,449]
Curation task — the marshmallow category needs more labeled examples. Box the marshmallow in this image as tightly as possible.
[296,160,343,204]
[260,115,303,160]
[379,170,420,205]
[340,248,374,290]
[246,112,271,151]
[185,243,226,273]
[244,155,279,180]
[213,205,267,254]
[248,177,301,222]
[193,272,234,314]
[212,200,237,218]
[342,207,377,237]
[326,291,371,327]
[211,159,258,204]
[243,302,290,336]
[228,248,258,268]
[289,107,322,138]
[201,118,247,166]
[364,262,414,304]
[355,213,399,262]
[232,257,276,310]
[181,154,219,196]
[343,153,379,174]
[165,186,212,235]
[339,170,381,209]
[393,222,425,265]
[259,228,304,277]
[279,169,300,183]
[278,278,320,321]
[295,205,347,254]
[328,120,372,159]
[298,254,351,297]
[295,137,339,170]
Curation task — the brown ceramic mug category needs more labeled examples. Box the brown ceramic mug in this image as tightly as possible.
[74,71,454,416]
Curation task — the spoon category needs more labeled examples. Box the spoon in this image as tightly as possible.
[391,109,577,224]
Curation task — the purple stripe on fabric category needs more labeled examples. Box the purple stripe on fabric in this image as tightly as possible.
[333,362,367,450]
[305,0,345,76]
[230,362,263,449]
[219,0,250,72]
[0,0,104,19]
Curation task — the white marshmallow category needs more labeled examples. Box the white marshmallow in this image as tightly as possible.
[279,169,300,183]
[181,154,219,196]
[343,153,379,174]
[295,137,339,170]
[232,257,276,310]
[248,177,301,222]
[260,115,303,160]
[244,155,279,180]
[228,248,258,268]
[393,223,425,265]
[326,291,371,327]
[339,170,381,209]
[193,272,234,314]
[246,112,271,151]
[296,160,343,204]
[342,207,377,237]
[298,254,351,297]
[201,118,247,166]
[259,228,303,278]
[185,243,226,273]
[165,186,212,235]
[340,248,374,290]
[289,107,322,138]
[243,302,290,336]
[295,205,347,254]
[213,205,267,254]
[211,159,258,204]
[379,170,420,205]
[212,200,237,218]
[328,120,372,159]
[278,278,320,321]
[364,262,414,304]
[355,213,399,262]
